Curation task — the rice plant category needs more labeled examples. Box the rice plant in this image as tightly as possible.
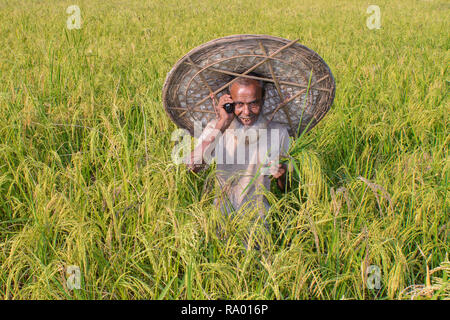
[0,0,448,299]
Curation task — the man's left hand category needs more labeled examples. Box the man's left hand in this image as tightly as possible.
[269,162,286,179]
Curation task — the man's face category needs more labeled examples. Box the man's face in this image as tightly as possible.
[230,82,262,126]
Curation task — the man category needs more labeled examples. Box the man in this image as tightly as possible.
[186,76,290,247]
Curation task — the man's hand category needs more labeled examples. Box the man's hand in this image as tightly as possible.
[269,161,287,191]
[213,94,235,132]
[269,162,286,179]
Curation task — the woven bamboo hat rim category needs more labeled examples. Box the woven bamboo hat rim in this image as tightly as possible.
[163,34,336,137]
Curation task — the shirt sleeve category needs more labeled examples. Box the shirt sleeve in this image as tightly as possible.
[279,127,290,158]
[279,127,293,173]
[188,120,220,165]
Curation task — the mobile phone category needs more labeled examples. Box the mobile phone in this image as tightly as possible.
[223,88,235,113]
[224,103,234,113]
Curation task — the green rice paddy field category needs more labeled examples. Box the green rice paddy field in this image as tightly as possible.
[0,0,448,299]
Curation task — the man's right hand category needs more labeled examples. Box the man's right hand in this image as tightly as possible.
[213,94,235,132]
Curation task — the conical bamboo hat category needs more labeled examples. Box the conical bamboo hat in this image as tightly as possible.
[163,34,335,137]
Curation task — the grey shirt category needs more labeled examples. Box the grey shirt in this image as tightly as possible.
[194,115,290,223]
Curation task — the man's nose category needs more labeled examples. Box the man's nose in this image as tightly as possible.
[242,104,250,115]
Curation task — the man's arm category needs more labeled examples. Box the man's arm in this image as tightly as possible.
[186,94,235,173]
[186,121,225,173]
[271,128,290,191]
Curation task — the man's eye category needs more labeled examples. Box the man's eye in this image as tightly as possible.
[235,102,259,108]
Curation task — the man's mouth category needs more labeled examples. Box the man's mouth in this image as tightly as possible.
[239,116,255,125]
